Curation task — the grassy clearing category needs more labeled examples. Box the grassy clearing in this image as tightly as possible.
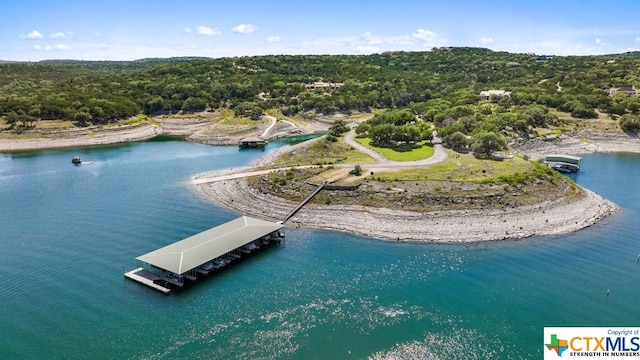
[274,138,376,166]
[355,137,435,161]
[218,109,265,126]
[306,168,348,184]
[33,120,76,130]
[547,109,619,132]
[371,151,541,183]
[111,114,150,126]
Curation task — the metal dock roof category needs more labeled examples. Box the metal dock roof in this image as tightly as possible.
[136,216,283,275]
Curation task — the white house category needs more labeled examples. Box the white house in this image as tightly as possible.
[479,90,512,101]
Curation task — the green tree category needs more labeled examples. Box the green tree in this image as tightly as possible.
[4,111,19,128]
[328,119,349,137]
[354,123,370,137]
[181,97,207,112]
[471,131,506,158]
[619,114,640,133]
[74,111,93,127]
[444,131,471,153]
[369,124,395,145]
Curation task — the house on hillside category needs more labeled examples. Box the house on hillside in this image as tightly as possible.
[537,55,553,61]
[606,86,640,96]
[479,90,512,101]
[305,82,345,90]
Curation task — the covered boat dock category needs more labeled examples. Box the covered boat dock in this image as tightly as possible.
[124,216,284,293]
[544,154,582,173]
[239,136,267,148]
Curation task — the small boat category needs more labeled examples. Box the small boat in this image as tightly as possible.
[548,163,573,173]
[71,156,82,165]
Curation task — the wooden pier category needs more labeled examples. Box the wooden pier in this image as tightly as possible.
[282,182,326,223]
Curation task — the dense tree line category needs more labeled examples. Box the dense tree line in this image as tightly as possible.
[2,48,640,130]
[357,93,561,157]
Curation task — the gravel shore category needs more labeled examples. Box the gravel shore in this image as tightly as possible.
[198,128,620,243]
[0,123,162,151]
[513,130,640,160]
[197,173,617,242]
[0,121,623,243]
[195,130,632,243]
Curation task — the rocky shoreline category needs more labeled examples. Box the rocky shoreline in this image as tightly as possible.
[193,129,640,243]
[513,129,640,160]
[197,172,617,243]
[0,120,626,242]
[0,122,163,151]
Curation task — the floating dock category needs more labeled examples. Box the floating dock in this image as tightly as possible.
[125,216,284,294]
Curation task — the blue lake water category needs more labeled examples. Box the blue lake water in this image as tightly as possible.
[0,140,639,359]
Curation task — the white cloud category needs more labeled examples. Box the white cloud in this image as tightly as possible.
[197,26,221,36]
[34,43,71,51]
[412,28,437,41]
[298,28,443,55]
[25,30,43,39]
[90,43,108,50]
[47,44,71,51]
[184,27,192,34]
[480,37,494,45]
[232,24,256,34]
[266,35,280,43]
[595,37,606,46]
[356,45,379,53]
[50,32,74,39]
[365,28,441,48]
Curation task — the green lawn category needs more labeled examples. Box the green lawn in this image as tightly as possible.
[371,151,542,182]
[355,138,435,161]
[274,138,376,166]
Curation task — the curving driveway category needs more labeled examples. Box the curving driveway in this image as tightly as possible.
[342,128,448,167]
[195,128,448,184]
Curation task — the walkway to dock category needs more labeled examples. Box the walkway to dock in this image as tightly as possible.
[194,165,315,185]
[124,268,171,294]
[195,129,447,186]
[282,182,327,223]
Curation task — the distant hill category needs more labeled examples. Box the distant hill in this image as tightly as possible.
[1,48,639,127]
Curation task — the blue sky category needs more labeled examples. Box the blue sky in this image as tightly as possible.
[2,0,640,61]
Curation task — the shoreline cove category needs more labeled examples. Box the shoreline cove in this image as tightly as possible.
[0,124,628,243]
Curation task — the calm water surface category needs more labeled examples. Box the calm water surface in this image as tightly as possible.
[0,141,639,359]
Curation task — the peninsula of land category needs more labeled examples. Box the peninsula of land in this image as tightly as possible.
[195,128,623,243]
[5,49,640,242]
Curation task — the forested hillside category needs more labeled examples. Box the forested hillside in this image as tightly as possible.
[2,47,640,132]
